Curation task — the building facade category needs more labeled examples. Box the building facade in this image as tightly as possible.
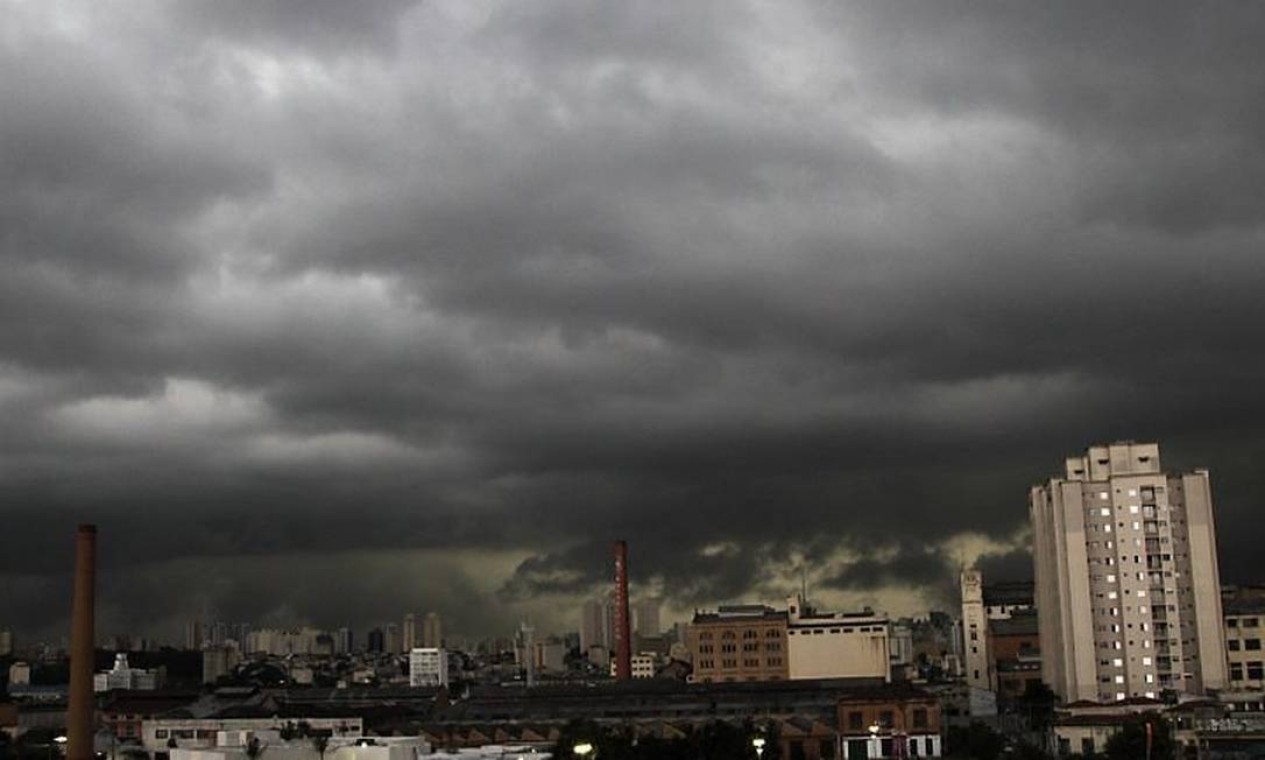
[409,647,449,687]
[787,595,891,682]
[1224,585,1265,691]
[961,571,991,691]
[1031,442,1228,702]
[687,605,789,683]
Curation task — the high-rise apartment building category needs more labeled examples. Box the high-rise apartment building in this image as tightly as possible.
[422,612,443,648]
[1030,442,1227,702]
[402,613,417,653]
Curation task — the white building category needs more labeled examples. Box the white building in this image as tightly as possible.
[142,719,363,755]
[408,648,449,687]
[94,653,159,692]
[785,594,891,682]
[8,661,30,686]
[1031,441,1228,703]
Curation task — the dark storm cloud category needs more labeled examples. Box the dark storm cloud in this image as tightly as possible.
[2,1,1265,640]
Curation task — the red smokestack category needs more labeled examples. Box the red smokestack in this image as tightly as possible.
[67,524,97,760]
[613,540,632,681]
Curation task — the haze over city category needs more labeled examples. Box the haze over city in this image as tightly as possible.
[3,1,1265,646]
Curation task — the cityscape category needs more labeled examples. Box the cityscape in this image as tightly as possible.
[3,2,1265,760]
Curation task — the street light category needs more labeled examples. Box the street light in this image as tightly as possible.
[573,741,595,758]
[752,736,766,758]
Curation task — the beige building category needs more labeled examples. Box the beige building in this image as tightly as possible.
[962,570,991,691]
[1031,442,1227,703]
[786,594,891,682]
[1223,585,1265,691]
[687,605,788,683]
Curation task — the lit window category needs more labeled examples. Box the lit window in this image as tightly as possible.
[1101,507,1111,516]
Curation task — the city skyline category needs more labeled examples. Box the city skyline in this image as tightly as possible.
[3,2,1265,643]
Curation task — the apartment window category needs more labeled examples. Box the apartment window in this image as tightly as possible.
[1101,507,1111,516]
[1230,664,1244,680]
[848,711,864,731]
[910,708,928,729]
[1229,640,1241,651]
[880,710,894,727]
[1248,662,1264,680]
[1228,619,1239,628]
[1246,639,1262,651]
[1245,618,1260,627]
[1130,505,1140,514]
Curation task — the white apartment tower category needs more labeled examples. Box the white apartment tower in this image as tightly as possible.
[1030,442,1227,703]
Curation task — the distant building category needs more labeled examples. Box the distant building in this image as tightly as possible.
[687,604,788,683]
[1223,584,1265,691]
[581,596,614,656]
[1031,442,1228,702]
[989,611,1041,700]
[961,570,990,691]
[634,598,661,637]
[409,648,449,687]
[94,653,160,692]
[402,614,417,654]
[8,661,30,686]
[786,594,891,683]
[384,624,401,655]
[185,620,203,651]
[421,612,443,648]
[202,645,242,685]
[367,628,385,653]
[0,629,11,657]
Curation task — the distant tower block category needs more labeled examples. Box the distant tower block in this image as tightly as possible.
[613,540,632,680]
[67,525,97,760]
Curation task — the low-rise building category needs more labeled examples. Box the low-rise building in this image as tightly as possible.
[95,653,161,692]
[787,595,890,683]
[687,605,788,683]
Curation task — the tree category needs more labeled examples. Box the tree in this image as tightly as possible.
[1103,713,1175,760]
[311,734,330,760]
[1017,681,1058,734]
[945,721,1005,760]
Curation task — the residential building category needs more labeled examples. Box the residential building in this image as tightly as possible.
[787,594,891,682]
[1224,585,1265,691]
[409,648,449,688]
[421,612,443,649]
[580,596,614,657]
[687,605,788,683]
[0,629,12,657]
[1031,442,1228,702]
[634,598,661,638]
[402,614,417,653]
[202,645,242,685]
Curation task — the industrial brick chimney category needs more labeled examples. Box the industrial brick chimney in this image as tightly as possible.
[67,524,96,760]
[613,540,632,680]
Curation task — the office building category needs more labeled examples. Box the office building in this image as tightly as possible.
[634,598,661,638]
[409,647,449,687]
[1031,442,1228,702]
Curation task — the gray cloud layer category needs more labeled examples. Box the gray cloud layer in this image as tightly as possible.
[3,1,1265,641]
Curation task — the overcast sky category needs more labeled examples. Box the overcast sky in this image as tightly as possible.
[3,1,1265,644]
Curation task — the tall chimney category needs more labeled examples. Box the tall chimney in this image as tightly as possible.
[612,540,632,681]
[67,524,96,760]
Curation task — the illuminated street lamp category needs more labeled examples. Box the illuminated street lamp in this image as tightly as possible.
[752,736,766,758]
[573,742,595,758]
